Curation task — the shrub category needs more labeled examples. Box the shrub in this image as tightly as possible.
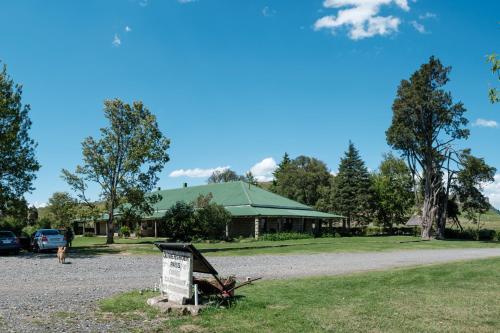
[160,201,197,241]
[21,225,38,237]
[160,197,232,242]
[83,232,95,237]
[478,229,497,241]
[134,224,143,238]
[259,232,313,241]
[119,226,131,238]
[194,202,231,240]
[445,228,497,241]
[0,216,26,235]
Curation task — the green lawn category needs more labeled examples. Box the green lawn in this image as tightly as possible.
[71,235,500,257]
[98,257,500,332]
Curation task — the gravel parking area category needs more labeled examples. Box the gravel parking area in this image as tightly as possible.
[2,248,500,332]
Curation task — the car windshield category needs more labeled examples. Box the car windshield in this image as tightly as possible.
[40,230,60,236]
[0,231,15,238]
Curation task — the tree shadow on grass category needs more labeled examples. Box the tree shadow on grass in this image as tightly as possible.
[69,245,122,257]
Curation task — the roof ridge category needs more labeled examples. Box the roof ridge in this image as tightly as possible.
[240,181,254,206]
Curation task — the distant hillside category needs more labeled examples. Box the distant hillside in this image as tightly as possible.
[490,205,500,215]
[258,181,273,190]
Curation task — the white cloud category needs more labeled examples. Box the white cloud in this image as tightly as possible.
[410,20,426,33]
[249,157,277,182]
[262,6,276,17]
[169,166,230,178]
[419,12,436,20]
[484,174,500,209]
[125,26,132,32]
[314,0,410,40]
[112,34,121,47]
[473,118,498,128]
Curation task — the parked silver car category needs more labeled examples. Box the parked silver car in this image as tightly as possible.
[31,229,67,252]
[0,231,21,254]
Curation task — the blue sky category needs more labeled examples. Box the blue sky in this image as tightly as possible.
[0,0,499,208]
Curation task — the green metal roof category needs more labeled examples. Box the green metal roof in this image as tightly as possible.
[145,181,342,219]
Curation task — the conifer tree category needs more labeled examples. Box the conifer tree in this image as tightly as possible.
[330,142,374,229]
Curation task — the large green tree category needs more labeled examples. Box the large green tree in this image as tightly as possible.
[387,57,469,239]
[373,153,414,228]
[47,192,78,228]
[62,99,170,244]
[453,151,496,233]
[207,169,243,183]
[271,153,332,206]
[328,142,374,229]
[0,63,40,217]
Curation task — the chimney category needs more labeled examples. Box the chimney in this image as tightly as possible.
[183,183,188,188]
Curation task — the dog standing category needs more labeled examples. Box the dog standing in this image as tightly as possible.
[57,246,67,264]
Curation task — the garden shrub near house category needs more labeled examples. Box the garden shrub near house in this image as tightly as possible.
[160,194,232,241]
[119,226,131,238]
[259,232,313,241]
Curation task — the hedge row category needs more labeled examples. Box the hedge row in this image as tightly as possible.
[259,227,500,241]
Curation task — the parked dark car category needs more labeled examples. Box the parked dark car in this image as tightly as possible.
[31,229,67,252]
[0,231,21,254]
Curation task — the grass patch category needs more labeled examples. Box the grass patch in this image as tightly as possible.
[99,291,160,320]
[71,235,500,257]
[100,258,500,332]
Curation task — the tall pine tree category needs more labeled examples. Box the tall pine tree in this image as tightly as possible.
[331,142,374,229]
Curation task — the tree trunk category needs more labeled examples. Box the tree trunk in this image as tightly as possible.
[435,193,448,240]
[106,203,114,244]
[421,196,433,239]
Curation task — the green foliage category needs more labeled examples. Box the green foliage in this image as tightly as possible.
[207,169,243,183]
[271,153,332,206]
[487,53,499,103]
[0,63,40,217]
[27,205,38,225]
[161,201,196,241]
[194,194,231,240]
[83,232,95,237]
[134,224,143,238]
[326,142,374,227]
[119,226,131,238]
[37,216,53,229]
[47,192,78,228]
[454,151,496,225]
[244,172,259,186]
[62,99,170,244]
[373,153,414,227]
[21,225,37,237]
[386,56,470,238]
[259,232,313,241]
[445,228,497,241]
[0,216,26,235]
[161,194,232,241]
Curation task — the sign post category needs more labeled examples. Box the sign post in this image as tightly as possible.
[161,249,193,304]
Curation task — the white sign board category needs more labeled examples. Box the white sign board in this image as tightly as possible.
[161,250,193,304]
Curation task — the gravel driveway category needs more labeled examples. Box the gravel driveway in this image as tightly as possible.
[2,248,500,332]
